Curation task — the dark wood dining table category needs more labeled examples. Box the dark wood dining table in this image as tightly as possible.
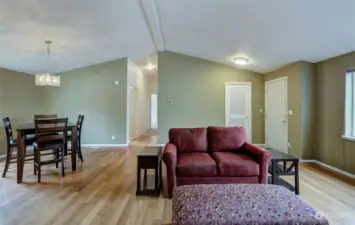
[15,122,77,183]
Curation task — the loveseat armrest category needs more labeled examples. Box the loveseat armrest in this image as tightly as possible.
[162,143,177,198]
[244,143,271,184]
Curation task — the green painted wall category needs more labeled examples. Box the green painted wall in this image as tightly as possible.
[300,62,316,160]
[158,51,265,144]
[44,58,128,144]
[0,69,45,154]
[315,51,355,174]
[265,61,316,159]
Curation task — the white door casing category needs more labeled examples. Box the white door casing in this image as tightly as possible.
[225,82,252,141]
[265,77,288,153]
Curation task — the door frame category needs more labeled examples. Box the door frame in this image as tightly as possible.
[225,82,252,141]
[265,76,288,149]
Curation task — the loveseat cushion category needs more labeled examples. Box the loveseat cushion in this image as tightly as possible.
[177,153,217,177]
[212,152,259,177]
[208,126,248,152]
[169,128,208,153]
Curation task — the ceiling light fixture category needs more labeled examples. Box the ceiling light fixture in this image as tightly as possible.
[35,40,60,87]
[233,57,249,66]
[147,62,156,71]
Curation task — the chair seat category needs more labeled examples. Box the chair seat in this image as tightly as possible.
[34,140,65,149]
[212,152,260,177]
[177,153,217,177]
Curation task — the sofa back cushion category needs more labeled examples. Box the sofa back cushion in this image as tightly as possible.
[208,126,248,152]
[169,128,208,153]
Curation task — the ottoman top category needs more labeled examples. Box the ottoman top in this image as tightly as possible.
[173,184,328,225]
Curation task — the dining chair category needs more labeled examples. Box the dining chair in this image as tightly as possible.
[34,118,68,182]
[66,115,84,162]
[2,117,36,177]
[34,114,58,119]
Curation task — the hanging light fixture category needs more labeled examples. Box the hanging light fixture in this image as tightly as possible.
[35,40,60,87]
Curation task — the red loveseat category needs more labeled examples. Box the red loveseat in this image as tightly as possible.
[162,126,271,198]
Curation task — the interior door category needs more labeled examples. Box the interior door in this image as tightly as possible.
[225,82,252,141]
[266,77,288,152]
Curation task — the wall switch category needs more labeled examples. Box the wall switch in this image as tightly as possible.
[288,110,293,115]
[112,136,115,140]
[260,109,263,113]
[114,81,119,85]
[288,142,291,149]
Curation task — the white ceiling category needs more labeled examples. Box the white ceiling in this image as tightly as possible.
[1,0,355,74]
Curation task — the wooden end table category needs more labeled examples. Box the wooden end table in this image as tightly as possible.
[267,148,300,195]
[136,146,162,196]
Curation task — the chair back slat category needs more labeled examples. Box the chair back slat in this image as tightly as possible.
[77,115,84,136]
[34,114,58,119]
[2,117,14,144]
[37,134,64,142]
[35,118,68,145]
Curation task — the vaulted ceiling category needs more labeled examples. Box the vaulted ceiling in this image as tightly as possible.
[1,0,355,74]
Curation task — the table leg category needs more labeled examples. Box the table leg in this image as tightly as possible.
[71,127,77,171]
[17,131,25,184]
[295,161,300,195]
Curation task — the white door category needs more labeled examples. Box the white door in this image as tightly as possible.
[266,77,288,153]
[225,82,252,140]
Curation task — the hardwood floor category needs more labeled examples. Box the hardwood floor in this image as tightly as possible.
[0,134,354,225]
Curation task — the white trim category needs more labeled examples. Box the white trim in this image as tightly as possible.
[156,144,165,147]
[342,135,355,142]
[225,82,252,141]
[254,144,266,147]
[265,76,288,152]
[301,160,355,179]
[81,144,128,148]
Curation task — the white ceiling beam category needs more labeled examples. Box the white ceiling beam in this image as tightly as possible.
[139,0,165,51]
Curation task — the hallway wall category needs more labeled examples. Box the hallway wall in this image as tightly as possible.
[127,59,150,141]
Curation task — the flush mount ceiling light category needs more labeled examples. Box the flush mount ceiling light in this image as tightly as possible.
[233,57,249,66]
[35,40,60,87]
[147,62,156,71]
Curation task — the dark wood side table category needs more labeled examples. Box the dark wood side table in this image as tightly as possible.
[267,148,300,195]
[136,146,162,196]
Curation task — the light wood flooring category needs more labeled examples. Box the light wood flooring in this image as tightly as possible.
[0,133,355,225]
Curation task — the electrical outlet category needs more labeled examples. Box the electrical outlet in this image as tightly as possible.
[112,136,115,140]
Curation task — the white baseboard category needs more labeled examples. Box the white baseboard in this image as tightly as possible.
[81,144,128,148]
[301,159,355,179]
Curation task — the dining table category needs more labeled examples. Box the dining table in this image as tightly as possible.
[15,122,77,183]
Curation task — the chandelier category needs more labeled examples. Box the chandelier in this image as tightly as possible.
[35,40,60,87]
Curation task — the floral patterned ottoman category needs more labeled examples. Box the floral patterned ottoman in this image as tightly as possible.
[172,184,328,225]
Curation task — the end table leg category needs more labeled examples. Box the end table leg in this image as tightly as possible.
[159,158,162,191]
[295,161,300,195]
[137,167,141,194]
[154,167,158,194]
[271,160,276,184]
[143,169,147,190]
